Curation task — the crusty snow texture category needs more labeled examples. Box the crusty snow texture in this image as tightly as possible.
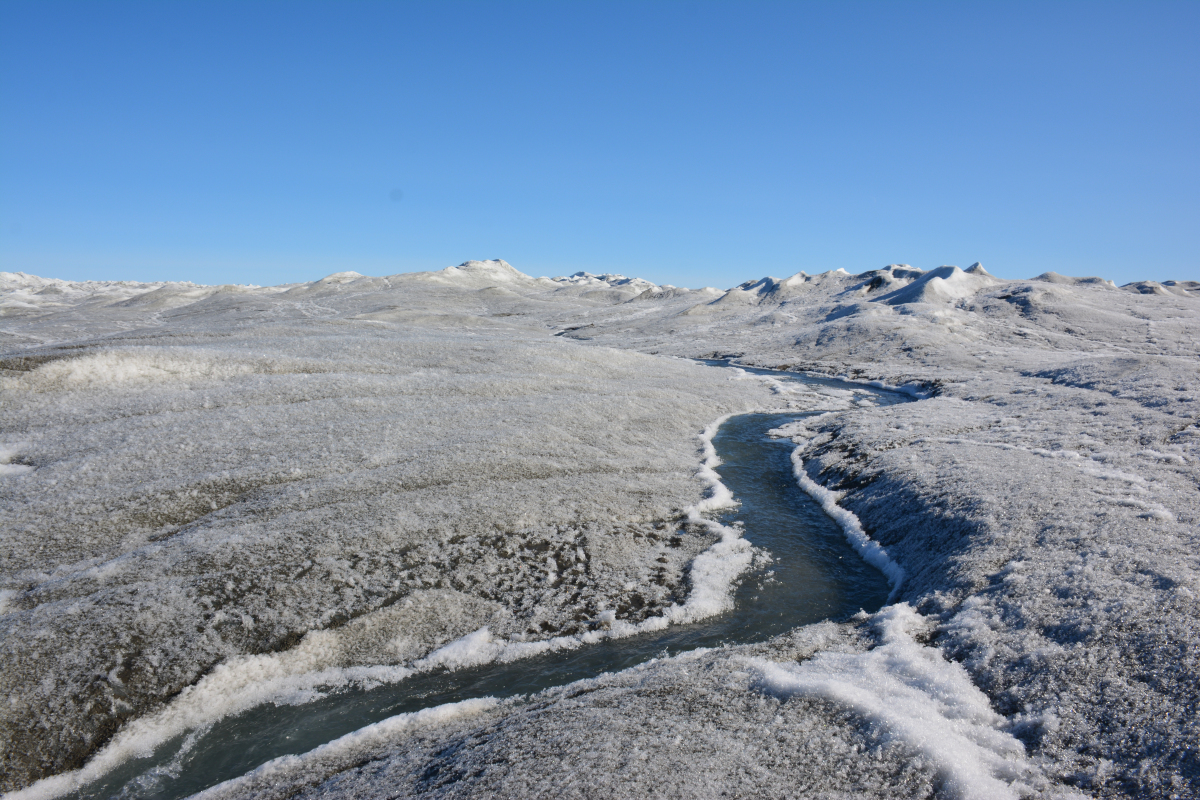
[2,261,1199,798]
[0,264,783,790]
[551,263,1200,798]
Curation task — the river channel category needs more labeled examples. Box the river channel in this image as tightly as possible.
[79,366,908,799]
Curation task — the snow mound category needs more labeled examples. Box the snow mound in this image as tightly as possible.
[628,286,701,301]
[709,277,784,306]
[550,271,659,293]
[316,271,365,285]
[1122,280,1173,296]
[1033,272,1116,288]
[1161,280,1199,296]
[689,270,861,313]
[112,284,225,311]
[439,259,533,284]
[849,265,924,296]
[874,265,1003,306]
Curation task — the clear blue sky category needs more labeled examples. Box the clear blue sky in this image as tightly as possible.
[1,1,1196,289]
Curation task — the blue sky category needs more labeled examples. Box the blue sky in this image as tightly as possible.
[1,1,1196,289]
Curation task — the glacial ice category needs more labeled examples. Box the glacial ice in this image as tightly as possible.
[3,258,1198,798]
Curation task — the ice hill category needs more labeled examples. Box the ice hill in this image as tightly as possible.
[2,260,1199,798]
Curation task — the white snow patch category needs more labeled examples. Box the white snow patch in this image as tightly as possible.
[691,413,737,514]
[0,588,19,615]
[747,604,1042,800]
[660,413,755,622]
[0,442,33,477]
[2,349,255,391]
[412,627,586,671]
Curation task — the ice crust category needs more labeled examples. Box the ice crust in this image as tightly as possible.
[748,604,1040,800]
[3,260,1200,797]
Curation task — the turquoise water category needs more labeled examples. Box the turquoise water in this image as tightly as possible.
[80,371,905,799]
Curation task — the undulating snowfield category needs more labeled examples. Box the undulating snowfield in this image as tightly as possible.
[2,260,1197,798]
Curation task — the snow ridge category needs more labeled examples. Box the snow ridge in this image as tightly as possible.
[667,413,754,623]
[549,271,659,293]
[747,604,1055,800]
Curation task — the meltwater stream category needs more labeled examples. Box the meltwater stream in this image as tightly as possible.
[80,373,906,800]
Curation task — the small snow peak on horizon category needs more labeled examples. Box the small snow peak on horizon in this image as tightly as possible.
[457,259,514,270]
[549,271,659,292]
[317,271,364,284]
[440,259,534,282]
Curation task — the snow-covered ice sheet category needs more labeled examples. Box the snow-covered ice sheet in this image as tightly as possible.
[543,261,1200,797]
[0,263,791,791]
[3,260,1199,797]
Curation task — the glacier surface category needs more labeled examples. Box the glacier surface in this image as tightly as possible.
[2,260,1198,798]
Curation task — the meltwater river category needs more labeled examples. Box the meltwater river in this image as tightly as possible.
[78,366,908,799]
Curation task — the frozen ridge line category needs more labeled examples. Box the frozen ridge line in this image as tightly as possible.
[548,271,661,293]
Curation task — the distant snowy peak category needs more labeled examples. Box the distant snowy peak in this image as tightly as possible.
[551,271,660,293]
[0,271,168,292]
[699,268,862,309]
[1033,271,1117,288]
[683,264,1011,314]
[316,271,365,285]
[1,271,64,291]
[1121,279,1198,297]
[0,271,198,317]
[870,264,1003,306]
[681,260,1198,319]
[439,259,533,284]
